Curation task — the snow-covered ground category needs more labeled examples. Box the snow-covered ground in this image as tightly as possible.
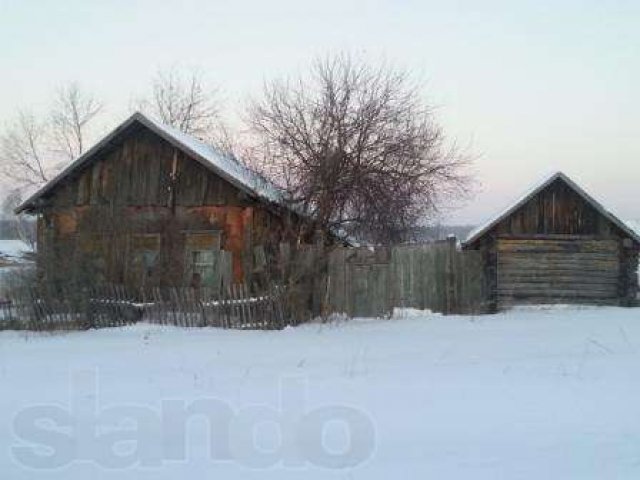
[1,307,640,479]
[0,239,33,264]
[0,240,34,290]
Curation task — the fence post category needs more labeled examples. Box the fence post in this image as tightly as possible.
[446,235,457,315]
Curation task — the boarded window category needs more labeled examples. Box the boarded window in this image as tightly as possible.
[184,231,221,287]
[130,234,161,285]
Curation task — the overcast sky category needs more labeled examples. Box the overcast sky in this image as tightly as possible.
[1,0,638,224]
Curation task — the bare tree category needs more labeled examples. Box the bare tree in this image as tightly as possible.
[248,54,470,244]
[0,83,102,190]
[51,82,103,161]
[0,112,51,255]
[1,83,102,248]
[0,111,50,188]
[138,68,220,139]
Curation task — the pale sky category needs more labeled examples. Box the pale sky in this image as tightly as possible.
[1,0,638,224]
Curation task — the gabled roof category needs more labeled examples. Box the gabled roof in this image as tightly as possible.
[16,112,285,214]
[464,171,640,246]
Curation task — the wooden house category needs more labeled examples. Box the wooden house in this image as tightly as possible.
[16,112,304,289]
[463,172,639,308]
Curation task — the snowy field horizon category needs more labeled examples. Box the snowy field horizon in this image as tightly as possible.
[2,306,640,479]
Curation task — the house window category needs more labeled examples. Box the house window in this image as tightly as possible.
[184,231,221,287]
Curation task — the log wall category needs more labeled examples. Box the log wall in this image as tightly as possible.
[497,237,621,306]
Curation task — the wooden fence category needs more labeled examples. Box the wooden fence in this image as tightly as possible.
[279,237,489,319]
[142,285,287,329]
[0,237,489,331]
[0,283,287,331]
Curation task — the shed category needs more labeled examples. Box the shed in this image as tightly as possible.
[463,172,639,308]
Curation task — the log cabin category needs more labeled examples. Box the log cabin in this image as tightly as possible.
[15,112,307,290]
[462,172,639,309]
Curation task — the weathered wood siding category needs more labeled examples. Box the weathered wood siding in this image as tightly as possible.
[492,179,614,237]
[36,124,292,288]
[50,126,247,208]
[322,241,488,317]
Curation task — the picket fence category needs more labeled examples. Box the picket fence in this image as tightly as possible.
[0,283,287,331]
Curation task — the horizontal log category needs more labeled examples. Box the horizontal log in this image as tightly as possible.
[499,261,619,272]
[498,274,618,284]
[499,294,617,303]
[497,242,620,258]
[497,274,619,285]
[498,242,619,255]
[497,234,616,241]
[498,267,621,276]
[498,282,618,292]
[497,237,618,243]
[498,246,619,254]
[498,265,620,276]
[497,287,618,298]
[498,245,619,255]
[498,247,617,256]
[497,236,618,243]
[498,262,621,271]
[498,264,621,273]
[497,265,622,278]
[498,278,618,287]
[499,297,620,307]
[498,252,619,262]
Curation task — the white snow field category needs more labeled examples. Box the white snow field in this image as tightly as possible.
[1,306,640,479]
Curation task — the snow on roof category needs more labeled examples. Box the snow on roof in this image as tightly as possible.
[626,220,640,238]
[16,112,286,213]
[464,171,640,246]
